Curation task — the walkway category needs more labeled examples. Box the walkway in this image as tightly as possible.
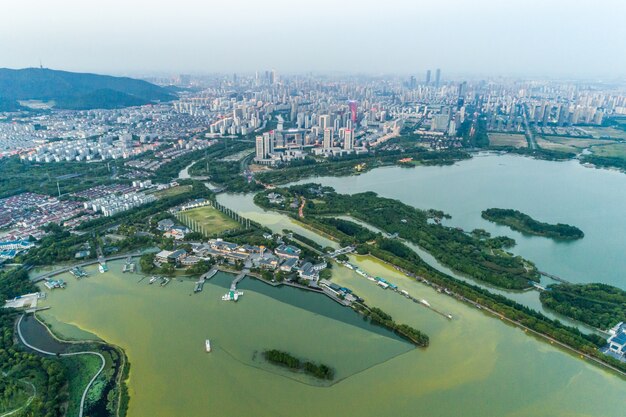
[230,269,248,291]
[16,315,106,417]
[32,252,143,283]
[0,380,36,417]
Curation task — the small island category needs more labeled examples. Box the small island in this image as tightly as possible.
[262,349,335,380]
[481,208,584,240]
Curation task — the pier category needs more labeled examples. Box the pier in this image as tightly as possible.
[230,269,248,291]
[194,267,218,293]
[31,252,143,283]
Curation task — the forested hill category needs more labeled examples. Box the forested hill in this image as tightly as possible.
[0,67,177,110]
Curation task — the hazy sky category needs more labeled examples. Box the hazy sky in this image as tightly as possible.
[2,0,626,78]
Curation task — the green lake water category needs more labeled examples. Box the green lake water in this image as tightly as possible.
[290,153,626,289]
[39,258,626,417]
[37,154,626,416]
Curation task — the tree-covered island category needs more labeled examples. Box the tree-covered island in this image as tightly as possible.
[481,208,584,240]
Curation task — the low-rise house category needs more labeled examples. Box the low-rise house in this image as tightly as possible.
[275,244,302,259]
[157,219,175,231]
[155,249,187,265]
[279,257,298,272]
[164,226,190,240]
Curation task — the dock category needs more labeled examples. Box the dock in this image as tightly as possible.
[194,267,218,293]
[122,257,136,273]
[230,269,248,291]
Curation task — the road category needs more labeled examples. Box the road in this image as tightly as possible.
[522,104,538,150]
[16,315,106,417]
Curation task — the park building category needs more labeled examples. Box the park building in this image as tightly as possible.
[606,322,626,360]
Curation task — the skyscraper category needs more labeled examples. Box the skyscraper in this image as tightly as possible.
[323,128,333,149]
[426,70,431,85]
[343,129,354,150]
[348,100,358,123]
[255,135,265,160]
[435,68,441,87]
[319,114,330,130]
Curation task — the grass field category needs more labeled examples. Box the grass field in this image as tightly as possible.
[178,205,241,236]
[535,137,578,153]
[534,136,617,153]
[580,126,626,140]
[590,143,626,160]
[488,133,528,148]
[153,185,192,199]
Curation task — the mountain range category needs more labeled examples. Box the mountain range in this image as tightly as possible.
[0,68,177,111]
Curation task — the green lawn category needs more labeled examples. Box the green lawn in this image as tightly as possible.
[178,206,241,236]
[153,185,193,199]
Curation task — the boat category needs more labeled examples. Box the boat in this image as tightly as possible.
[205,339,211,352]
[420,299,431,307]
[160,277,170,287]
[447,314,453,320]
[149,276,158,284]
[221,290,243,301]
[98,262,108,273]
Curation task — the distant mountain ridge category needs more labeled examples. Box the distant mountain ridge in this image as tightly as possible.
[0,68,177,110]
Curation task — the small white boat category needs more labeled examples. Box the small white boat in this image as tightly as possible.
[149,276,158,284]
[205,339,211,352]
[420,299,431,307]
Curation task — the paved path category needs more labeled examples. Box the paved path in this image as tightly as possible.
[16,315,106,417]
[0,380,36,417]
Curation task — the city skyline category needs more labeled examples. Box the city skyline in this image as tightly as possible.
[2,0,626,78]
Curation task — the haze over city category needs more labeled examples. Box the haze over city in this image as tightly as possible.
[2,0,626,77]
[1,2,626,417]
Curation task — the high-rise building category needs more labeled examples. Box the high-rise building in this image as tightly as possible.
[255,132,274,161]
[348,100,358,123]
[255,135,265,160]
[425,70,431,85]
[343,129,354,150]
[290,102,298,122]
[323,128,333,149]
[435,68,441,87]
[270,69,277,85]
[319,114,330,130]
